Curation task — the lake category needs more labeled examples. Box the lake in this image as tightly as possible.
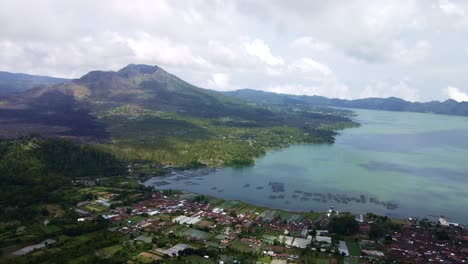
[145,109,468,224]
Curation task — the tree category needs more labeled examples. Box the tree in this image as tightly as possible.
[328,216,359,236]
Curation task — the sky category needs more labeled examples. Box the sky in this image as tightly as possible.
[1,0,468,102]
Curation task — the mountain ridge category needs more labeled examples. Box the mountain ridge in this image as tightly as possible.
[224,88,468,116]
[0,64,356,166]
[0,71,70,95]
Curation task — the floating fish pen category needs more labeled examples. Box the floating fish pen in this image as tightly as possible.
[360,195,366,203]
[286,189,401,211]
[268,182,285,193]
[386,202,398,210]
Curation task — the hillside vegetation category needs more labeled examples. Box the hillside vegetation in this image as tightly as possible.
[0,64,358,167]
[0,138,125,222]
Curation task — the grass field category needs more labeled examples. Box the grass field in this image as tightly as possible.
[302,211,323,221]
[41,225,61,235]
[257,255,272,263]
[197,220,213,228]
[133,252,162,263]
[82,203,108,213]
[219,200,241,209]
[230,241,257,252]
[182,255,214,263]
[128,215,146,223]
[46,204,65,216]
[346,240,362,256]
[183,228,212,240]
[98,245,122,257]
[262,234,278,244]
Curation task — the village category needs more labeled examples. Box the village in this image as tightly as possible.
[26,178,468,263]
[3,171,466,264]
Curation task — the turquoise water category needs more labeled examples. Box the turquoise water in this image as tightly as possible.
[145,109,468,224]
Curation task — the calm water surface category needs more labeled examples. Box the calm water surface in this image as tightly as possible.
[145,109,468,224]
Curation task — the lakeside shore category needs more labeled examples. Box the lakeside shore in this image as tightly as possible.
[142,166,466,226]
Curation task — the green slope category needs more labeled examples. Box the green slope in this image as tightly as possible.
[0,64,357,166]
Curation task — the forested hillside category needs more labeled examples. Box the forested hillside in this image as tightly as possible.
[0,65,358,167]
[0,138,125,222]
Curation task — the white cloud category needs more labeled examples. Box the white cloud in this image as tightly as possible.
[438,0,468,26]
[262,58,349,98]
[439,0,465,17]
[292,37,330,51]
[265,78,349,99]
[125,32,211,69]
[288,58,332,77]
[359,81,420,101]
[391,40,430,65]
[244,39,284,66]
[206,73,231,90]
[447,86,468,102]
[0,0,467,101]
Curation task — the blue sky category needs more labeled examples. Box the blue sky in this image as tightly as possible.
[1,0,468,102]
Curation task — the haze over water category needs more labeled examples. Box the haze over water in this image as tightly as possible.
[146,109,468,224]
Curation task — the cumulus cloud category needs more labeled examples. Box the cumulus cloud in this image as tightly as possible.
[262,58,349,98]
[447,86,468,102]
[244,39,284,66]
[291,37,330,51]
[439,0,465,17]
[125,33,211,69]
[265,78,350,99]
[391,40,430,65]
[359,81,420,102]
[288,58,332,77]
[0,0,467,101]
[206,73,231,90]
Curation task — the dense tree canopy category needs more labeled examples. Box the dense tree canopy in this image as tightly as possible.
[328,215,359,236]
[0,138,125,222]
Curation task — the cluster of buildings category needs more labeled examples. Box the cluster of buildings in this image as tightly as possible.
[72,190,467,263]
[382,219,467,263]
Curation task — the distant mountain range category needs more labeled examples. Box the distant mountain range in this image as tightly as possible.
[0,71,69,95]
[224,89,468,116]
[2,70,467,117]
[4,64,466,166]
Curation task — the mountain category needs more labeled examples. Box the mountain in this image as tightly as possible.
[0,64,356,166]
[0,71,70,95]
[224,89,468,116]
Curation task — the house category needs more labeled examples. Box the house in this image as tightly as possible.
[338,241,349,256]
[156,244,188,257]
[12,239,56,256]
[74,208,90,215]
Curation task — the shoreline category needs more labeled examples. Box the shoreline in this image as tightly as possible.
[143,174,465,227]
